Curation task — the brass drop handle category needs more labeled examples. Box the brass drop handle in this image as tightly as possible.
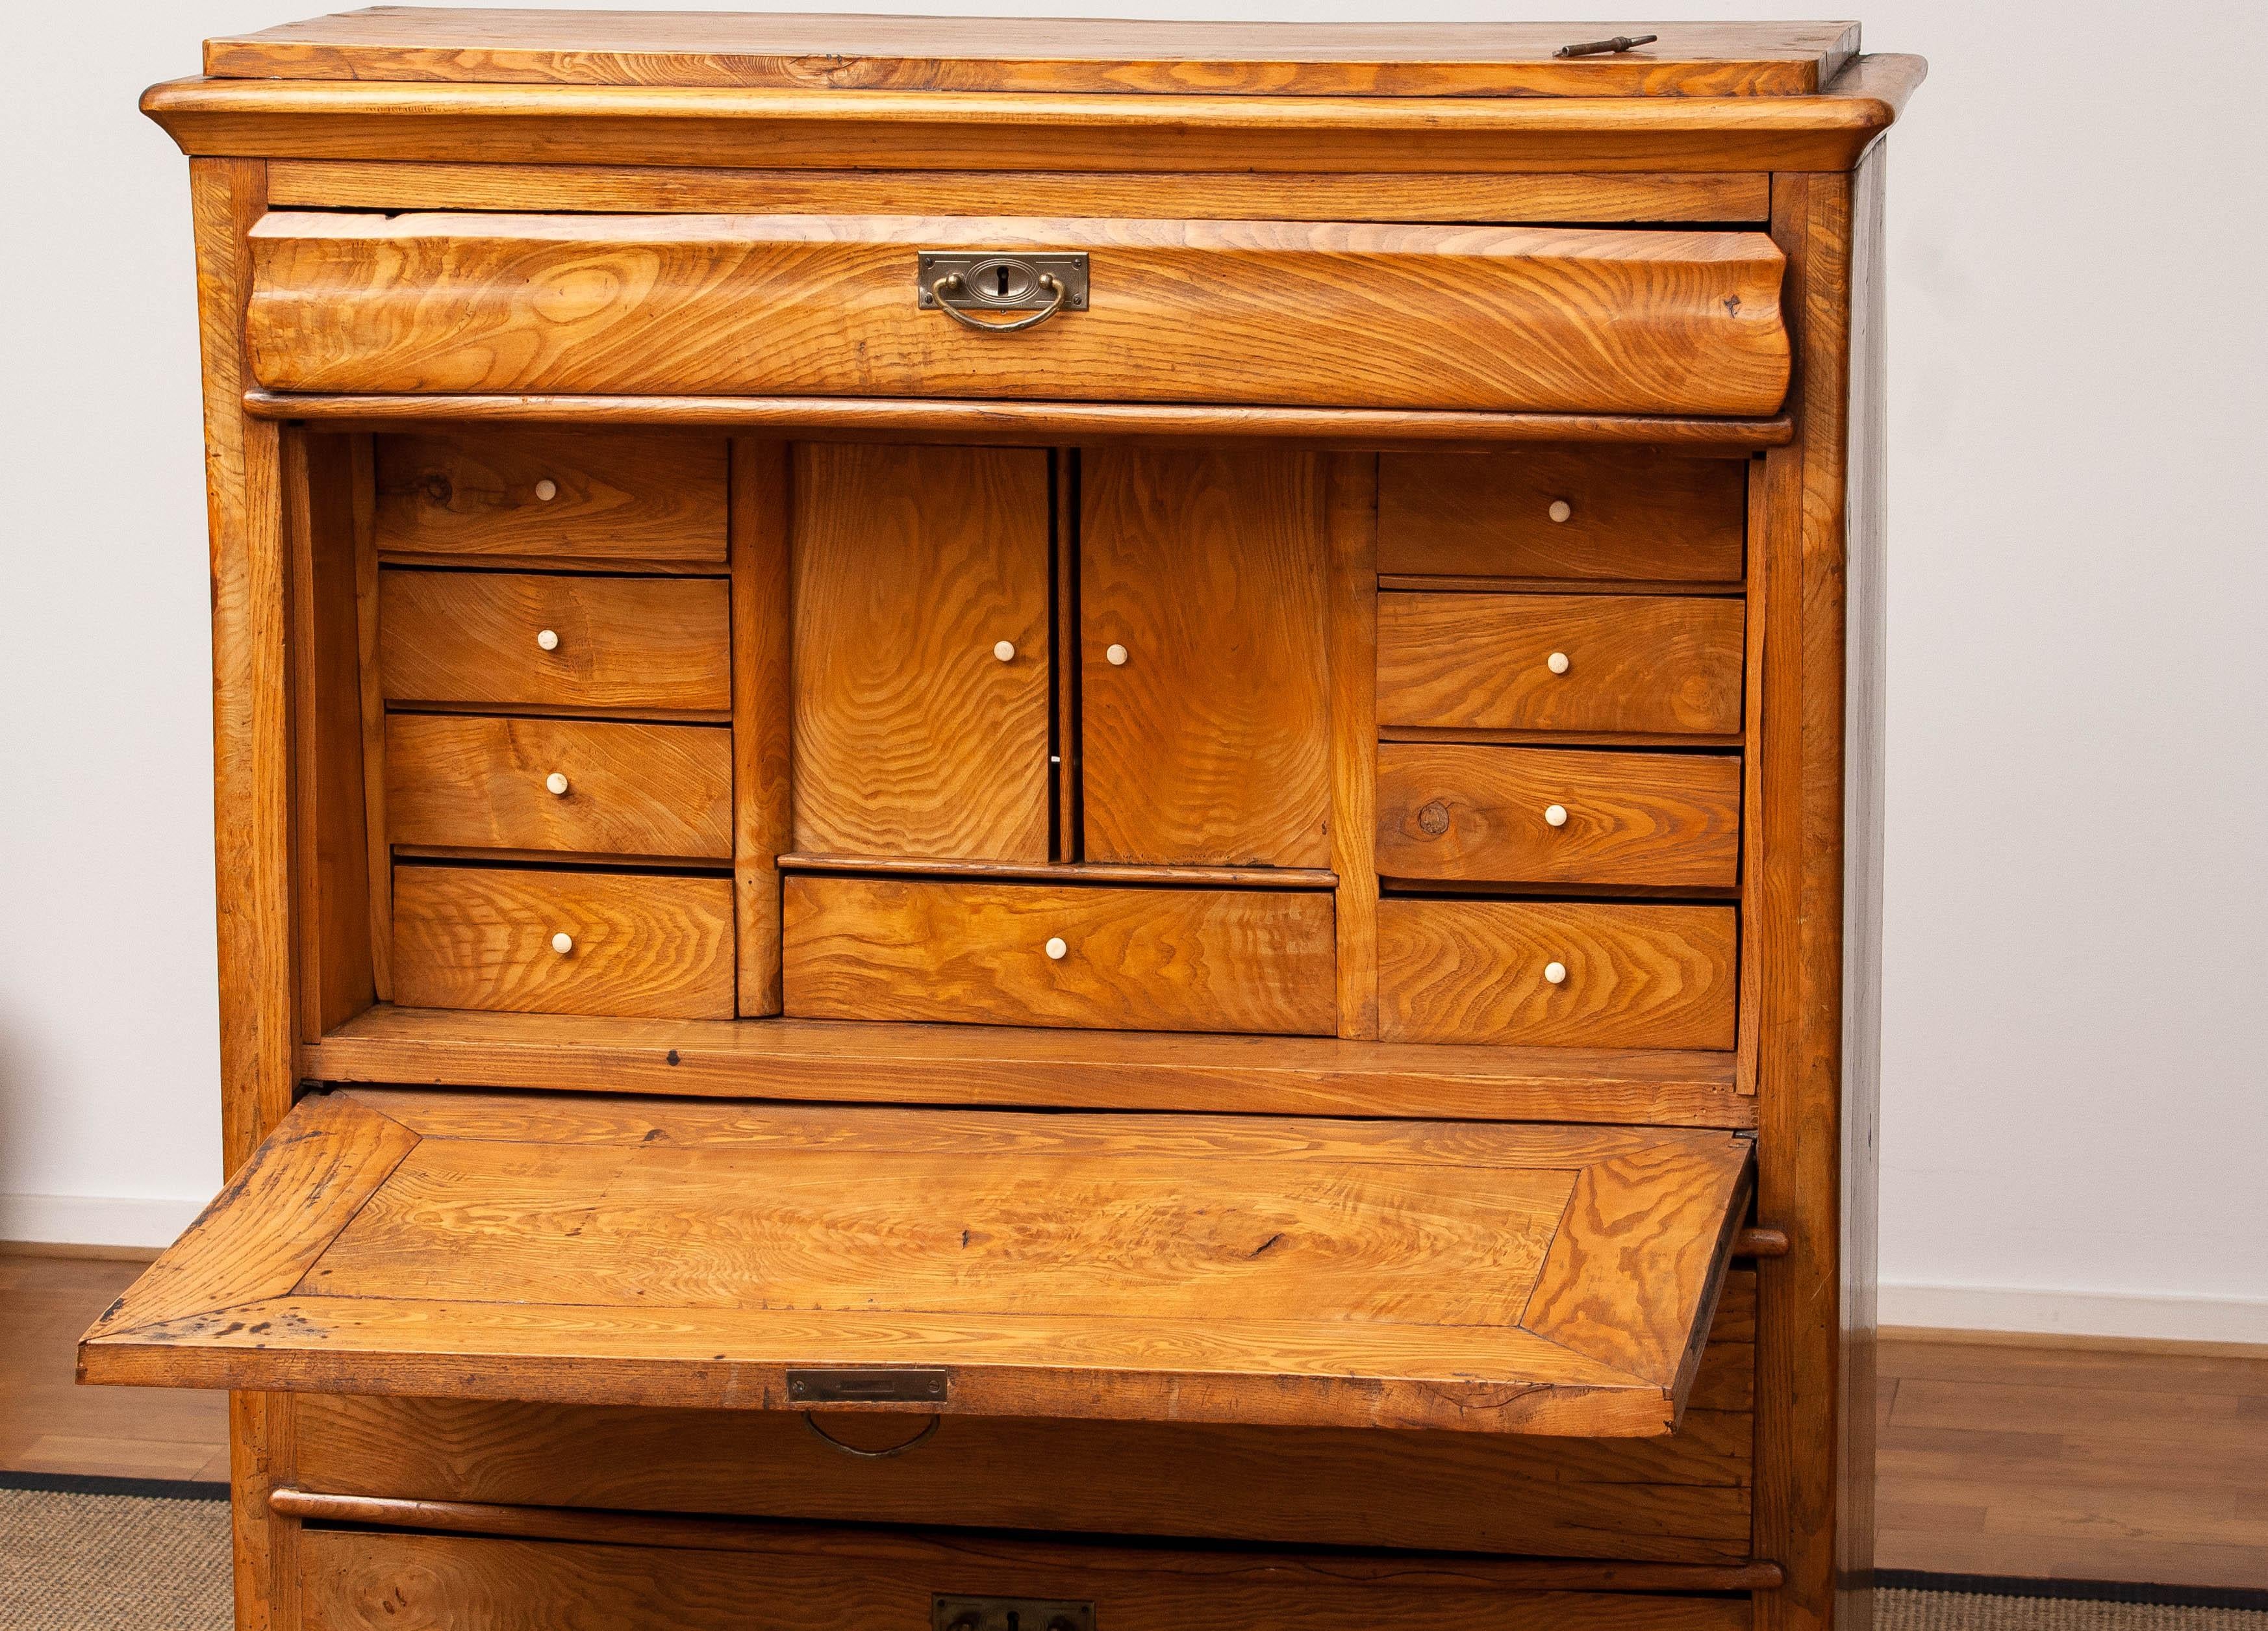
[929,271,1066,334]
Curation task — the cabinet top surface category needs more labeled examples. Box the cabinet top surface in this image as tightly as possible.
[204,8,1865,97]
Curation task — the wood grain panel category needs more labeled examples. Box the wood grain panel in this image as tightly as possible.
[783,877,1336,1035]
[385,715,731,859]
[1379,450,1746,583]
[1326,453,1381,1036]
[1379,593,1745,736]
[244,213,1792,417]
[298,1526,1755,1631]
[1377,744,1741,889]
[374,428,727,564]
[85,1088,1750,1435]
[378,569,729,713]
[266,160,1774,226]
[292,1276,1754,1560]
[791,444,1052,861]
[208,13,1857,97]
[391,865,734,1018]
[1378,900,1738,1049]
[1081,450,1331,868]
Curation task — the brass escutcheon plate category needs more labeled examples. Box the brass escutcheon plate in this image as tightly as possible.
[918,252,1090,311]
[933,1595,1096,1631]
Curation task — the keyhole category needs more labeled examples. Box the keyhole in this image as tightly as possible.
[1007,1615,1021,1631]
[995,266,1012,297]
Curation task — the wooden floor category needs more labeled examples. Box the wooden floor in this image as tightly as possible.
[5,1248,2262,1587]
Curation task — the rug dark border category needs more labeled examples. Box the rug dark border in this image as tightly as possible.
[0,1470,229,1502]
[1882,1569,2268,1612]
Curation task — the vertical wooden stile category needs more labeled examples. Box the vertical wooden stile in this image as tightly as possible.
[729,439,793,1015]
[1053,447,1082,862]
[347,433,387,1000]
[1326,453,1380,1039]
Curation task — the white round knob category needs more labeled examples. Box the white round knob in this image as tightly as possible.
[550,932,573,955]
[534,479,559,502]
[1105,644,1129,667]
[1547,499,1573,524]
[1044,937,1068,961]
[1546,650,1570,676]
[994,640,1016,663]
[1544,961,1568,985]
[536,628,561,652]
[1544,803,1569,828]
[545,772,570,796]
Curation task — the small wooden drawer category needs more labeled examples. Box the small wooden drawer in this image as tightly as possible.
[1379,450,1746,584]
[783,876,1336,1035]
[1376,743,1741,889]
[375,429,729,566]
[1378,899,1737,1048]
[247,212,1791,417]
[386,715,732,861]
[379,569,731,714]
[299,1523,1756,1631]
[392,864,735,1018]
[1378,592,1745,737]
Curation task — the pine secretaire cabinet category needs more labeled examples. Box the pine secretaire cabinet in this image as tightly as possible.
[99,16,1922,1631]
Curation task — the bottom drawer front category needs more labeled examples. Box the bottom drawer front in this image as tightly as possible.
[783,876,1337,1034]
[303,1527,1754,1631]
[392,865,735,1019]
[1378,900,1736,1049]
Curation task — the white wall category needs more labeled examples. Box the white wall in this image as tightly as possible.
[3,0,2262,1340]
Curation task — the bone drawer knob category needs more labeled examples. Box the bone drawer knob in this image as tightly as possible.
[551,932,574,955]
[1544,804,1569,828]
[994,640,1016,662]
[1547,499,1573,524]
[1045,937,1069,961]
[536,628,561,652]
[534,479,559,501]
[1544,961,1569,985]
[546,772,570,796]
[1546,650,1570,675]
[1105,643,1129,666]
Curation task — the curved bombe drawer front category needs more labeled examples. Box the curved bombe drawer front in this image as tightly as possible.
[243,212,1791,416]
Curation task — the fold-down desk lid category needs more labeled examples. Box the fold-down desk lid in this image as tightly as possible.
[81,1089,1751,1437]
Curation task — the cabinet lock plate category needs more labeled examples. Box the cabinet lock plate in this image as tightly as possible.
[786,1366,948,1404]
[933,1595,1096,1631]
[918,252,1089,312]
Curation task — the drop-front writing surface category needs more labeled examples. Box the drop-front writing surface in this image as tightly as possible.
[107,16,1916,1630]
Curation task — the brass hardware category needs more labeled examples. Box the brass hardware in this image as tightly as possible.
[803,1411,942,1459]
[787,1365,949,1404]
[933,1596,1095,1631]
[1555,33,1660,57]
[918,251,1088,333]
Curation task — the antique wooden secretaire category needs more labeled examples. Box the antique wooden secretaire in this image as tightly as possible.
[90,14,1923,1630]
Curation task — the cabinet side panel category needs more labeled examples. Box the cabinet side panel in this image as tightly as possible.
[1836,144,1888,1631]
[1754,166,1866,1631]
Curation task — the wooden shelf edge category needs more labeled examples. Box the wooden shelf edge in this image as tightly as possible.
[244,392,1795,451]
[303,1005,1756,1129]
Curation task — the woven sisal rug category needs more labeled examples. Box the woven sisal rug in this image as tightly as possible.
[2,1479,2262,1630]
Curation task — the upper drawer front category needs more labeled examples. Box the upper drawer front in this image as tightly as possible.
[392,864,735,1019]
[386,715,733,861]
[1380,451,1746,583]
[1379,899,1737,1050]
[246,213,1791,416]
[376,429,729,566]
[783,876,1337,1035]
[379,570,731,714]
[1378,743,1741,889]
[1379,593,1745,736]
